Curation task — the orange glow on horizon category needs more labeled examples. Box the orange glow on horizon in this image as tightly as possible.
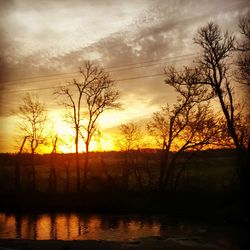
[1,109,225,154]
[44,110,117,153]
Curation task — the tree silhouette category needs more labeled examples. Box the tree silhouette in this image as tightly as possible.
[194,22,250,194]
[118,122,142,151]
[118,122,142,190]
[79,62,120,190]
[149,67,219,191]
[236,15,250,87]
[15,135,28,190]
[55,75,85,192]
[49,134,58,192]
[17,93,47,191]
[55,61,120,191]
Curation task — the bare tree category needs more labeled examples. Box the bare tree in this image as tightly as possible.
[55,79,84,192]
[118,122,143,190]
[236,16,250,87]
[65,155,71,193]
[49,134,58,192]
[80,63,120,190]
[148,67,219,191]
[17,93,47,191]
[60,140,74,193]
[118,122,142,151]
[15,135,28,190]
[55,61,120,191]
[193,22,250,194]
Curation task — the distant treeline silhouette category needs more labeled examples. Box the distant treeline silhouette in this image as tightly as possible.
[0,149,238,194]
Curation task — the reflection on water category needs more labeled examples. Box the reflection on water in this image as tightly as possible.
[0,212,243,250]
[0,213,197,241]
[0,213,161,240]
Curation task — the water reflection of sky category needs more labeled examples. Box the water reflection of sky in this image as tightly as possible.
[0,213,168,240]
[0,212,244,250]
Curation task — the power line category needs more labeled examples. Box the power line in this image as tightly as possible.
[105,53,195,70]
[1,72,165,94]
[0,55,194,92]
[108,55,194,73]
[0,53,195,85]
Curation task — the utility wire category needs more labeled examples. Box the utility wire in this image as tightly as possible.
[2,73,165,94]
[105,53,195,70]
[1,53,195,85]
[0,55,194,92]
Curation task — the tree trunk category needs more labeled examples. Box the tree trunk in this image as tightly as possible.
[15,160,21,191]
[159,149,168,191]
[31,151,36,191]
[75,132,80,192]
[144,158,153,190]
[49,160,57,192]
[134,167,143,191]
[122,152,130,191]
[163,155,178,191]
[15,136,28,191]
[66,161,70,193]
[237,148,250,196]
[217,89,250,195]
[83,143,89,191]
[15,136,27,191]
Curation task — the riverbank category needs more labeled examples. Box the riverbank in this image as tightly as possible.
[0,190,248,225]
[0,235,246,250]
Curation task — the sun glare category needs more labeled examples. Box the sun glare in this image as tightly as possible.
[46,110,116,153]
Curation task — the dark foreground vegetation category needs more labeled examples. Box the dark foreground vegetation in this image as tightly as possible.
[0,149,249,225]
[0,190,245,223]
[0,236,247,250]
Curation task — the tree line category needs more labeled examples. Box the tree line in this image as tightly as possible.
[13,19,249,195]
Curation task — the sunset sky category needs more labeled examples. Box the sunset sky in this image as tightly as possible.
[0,0,249,153]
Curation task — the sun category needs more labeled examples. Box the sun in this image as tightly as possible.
[46,110,116,153]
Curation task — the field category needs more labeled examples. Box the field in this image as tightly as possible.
[0,149,239,194]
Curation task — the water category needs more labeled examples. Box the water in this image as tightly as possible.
[0,212,242,245]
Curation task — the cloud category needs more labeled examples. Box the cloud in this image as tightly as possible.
[1,0,249,74]
[0,0,249,116]
[1,0,249,152]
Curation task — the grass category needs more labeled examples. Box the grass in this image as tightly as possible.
[0,149,239,193]
[1,149,248,224]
